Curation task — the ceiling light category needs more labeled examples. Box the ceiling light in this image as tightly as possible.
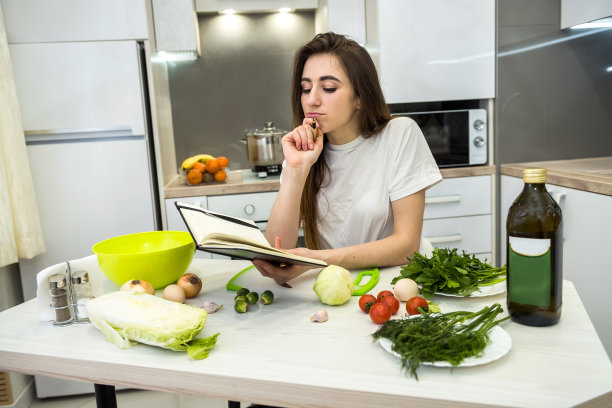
[278,7,293,13]
[156,51,198,62]
[220,9,236,15]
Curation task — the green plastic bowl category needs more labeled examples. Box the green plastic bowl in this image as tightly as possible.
[92,231,196,289]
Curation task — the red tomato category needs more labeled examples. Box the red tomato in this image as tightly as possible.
[358,294,377,312]
[369,302,391,324]
[376,290,395,302]
[381,295,400,315]
[406,296,429,315]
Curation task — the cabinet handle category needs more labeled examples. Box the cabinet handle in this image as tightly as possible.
[24,126,134,143]
[426,234,462,244]
[549,190,566,206]
[425,194,461,205]
[244,204,255,215]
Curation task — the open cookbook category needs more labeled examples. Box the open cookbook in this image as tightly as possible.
[175,202,327,267]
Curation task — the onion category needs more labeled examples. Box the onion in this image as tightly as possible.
[120,279,155,295]
[177,273,202,298]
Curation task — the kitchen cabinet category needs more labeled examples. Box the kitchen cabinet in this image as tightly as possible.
[423,175,493,262]
[315,0,366,45]
[500,175,612,359]
[561,0,612,28]
[1,0,148,43]
[365,0,495,103]
[9,41,146,135]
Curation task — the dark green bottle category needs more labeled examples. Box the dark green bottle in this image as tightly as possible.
[506,168,563,326]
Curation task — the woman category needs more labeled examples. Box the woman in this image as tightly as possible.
[253,32,442,286]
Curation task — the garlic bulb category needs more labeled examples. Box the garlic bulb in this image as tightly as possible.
[310,309,328,323]
[202,301,222,314]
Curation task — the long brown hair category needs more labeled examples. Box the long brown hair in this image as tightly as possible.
[291,32,392,249]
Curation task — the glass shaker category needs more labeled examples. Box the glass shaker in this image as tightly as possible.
[49,274,74,326]
[71,270,94,322]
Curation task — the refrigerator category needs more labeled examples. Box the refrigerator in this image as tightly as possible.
[9,40,161,397]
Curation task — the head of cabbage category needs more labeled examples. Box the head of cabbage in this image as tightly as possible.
[86,291,218,359]
[313,265,354,305]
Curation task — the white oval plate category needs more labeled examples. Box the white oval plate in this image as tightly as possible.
[378,325,512,367]
[434,280,507,298]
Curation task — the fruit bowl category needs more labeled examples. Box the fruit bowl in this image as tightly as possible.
[92,231,195,289]
[181,154,229,185]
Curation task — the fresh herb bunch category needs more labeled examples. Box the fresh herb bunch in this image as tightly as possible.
[372,303,509,379]
[393,248,506,298]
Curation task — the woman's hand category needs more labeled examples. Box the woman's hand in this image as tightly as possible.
[252,259,311,287]
[281,118,324,170]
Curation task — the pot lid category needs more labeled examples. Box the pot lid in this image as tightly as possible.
[245,122,287,137]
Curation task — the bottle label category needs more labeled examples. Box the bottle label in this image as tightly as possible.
[508,236,551,307]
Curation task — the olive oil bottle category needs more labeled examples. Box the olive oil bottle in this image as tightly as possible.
[506,168,563,326]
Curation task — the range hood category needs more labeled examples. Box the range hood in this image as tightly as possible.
[151,0,200,61]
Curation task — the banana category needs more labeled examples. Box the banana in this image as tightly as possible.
[181,154,216,170]
[194,154,216,163]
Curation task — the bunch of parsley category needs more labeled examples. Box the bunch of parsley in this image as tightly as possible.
[392,248,506,298]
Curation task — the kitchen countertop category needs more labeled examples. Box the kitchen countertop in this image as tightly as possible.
[1,259,611,408]
[501,156,612,196]
[164,165,496,199]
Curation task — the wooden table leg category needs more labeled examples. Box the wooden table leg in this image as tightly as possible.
[94,384,117,408]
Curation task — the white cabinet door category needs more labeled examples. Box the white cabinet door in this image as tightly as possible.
[9,41,146,135]
[207,192,278,226]
[1,0,148,42]
[500,175,612,359]
[370,0,494,103]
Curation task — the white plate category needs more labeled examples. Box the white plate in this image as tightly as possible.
[378,325,512,368]
[434,280,507,298]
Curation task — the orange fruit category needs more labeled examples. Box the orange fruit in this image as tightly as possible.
[186,169,203,184]
[217,156,229,169]
[192,161,206,172]
[214,169,227,182]
[205,159,220,174]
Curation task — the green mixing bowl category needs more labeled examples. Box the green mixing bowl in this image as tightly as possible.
[93,231,196,289]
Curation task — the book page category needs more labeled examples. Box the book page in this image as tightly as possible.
[177,203,271,247]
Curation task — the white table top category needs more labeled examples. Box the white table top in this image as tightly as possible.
[1,259,611,408]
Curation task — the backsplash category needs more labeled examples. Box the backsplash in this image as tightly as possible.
[167,11,315,171]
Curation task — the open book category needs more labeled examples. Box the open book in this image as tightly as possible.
[175,202,327,267]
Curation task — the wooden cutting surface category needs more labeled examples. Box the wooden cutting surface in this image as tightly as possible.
[501,157,612,196]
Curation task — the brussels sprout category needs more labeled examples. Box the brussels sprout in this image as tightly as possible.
[260,290,274,305]
[246,291,259,304]
[234,295,247,303]
[313,265,354,306]
[234,300,248,313]
[237,288,250,297]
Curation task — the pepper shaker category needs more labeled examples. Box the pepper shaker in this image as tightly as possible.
[71,270,94,322]
[49,274,74,326]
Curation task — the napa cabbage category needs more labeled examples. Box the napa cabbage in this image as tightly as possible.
[86,291,218,359]
[313,265,354,305]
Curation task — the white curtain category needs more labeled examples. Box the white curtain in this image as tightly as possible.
[0,3,45,267]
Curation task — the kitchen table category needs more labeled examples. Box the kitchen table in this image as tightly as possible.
[1,259,611,408]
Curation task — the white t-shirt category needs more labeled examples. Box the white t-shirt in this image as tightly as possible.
[315,117,442,249]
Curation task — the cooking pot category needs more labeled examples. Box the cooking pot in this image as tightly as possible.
[242,122,287,175]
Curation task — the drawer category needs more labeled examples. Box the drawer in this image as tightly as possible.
[207,192,278,223]
[424,175,491,220]
[422,214,491,254]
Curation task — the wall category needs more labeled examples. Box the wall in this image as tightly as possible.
[496,0,612,164]
[168,11,315,171]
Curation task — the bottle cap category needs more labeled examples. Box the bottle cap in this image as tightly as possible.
[49,274,67,290]
[523,168,547,183]
[71,270,90,285]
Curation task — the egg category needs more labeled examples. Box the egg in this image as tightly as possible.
[163,284,186,303]
[393,278,419,301]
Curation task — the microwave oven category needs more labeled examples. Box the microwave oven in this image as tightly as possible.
[392,109,487,168]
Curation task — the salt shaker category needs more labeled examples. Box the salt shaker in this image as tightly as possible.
[49,274,74,326]
[71,270,94,322]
